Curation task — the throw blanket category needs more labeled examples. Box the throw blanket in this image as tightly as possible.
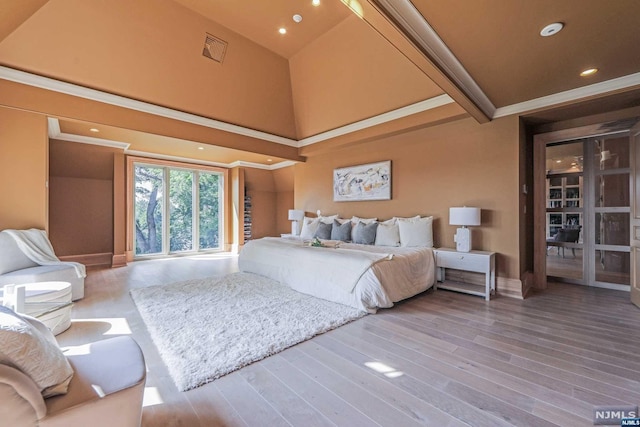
[2,229,86,279]
[239,237,391,293]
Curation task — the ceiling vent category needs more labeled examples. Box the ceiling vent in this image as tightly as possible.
[202,34,227,63]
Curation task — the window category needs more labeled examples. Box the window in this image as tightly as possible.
[132,159,224,257]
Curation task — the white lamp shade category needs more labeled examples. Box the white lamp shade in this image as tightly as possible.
[288,209,304,221]
[449,207,481,226]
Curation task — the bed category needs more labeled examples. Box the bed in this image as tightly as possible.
[238,237,436,313]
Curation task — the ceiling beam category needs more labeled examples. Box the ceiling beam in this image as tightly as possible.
[348,0,492,123]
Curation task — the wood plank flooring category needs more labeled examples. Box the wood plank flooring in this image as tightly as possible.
[56,254,640,426]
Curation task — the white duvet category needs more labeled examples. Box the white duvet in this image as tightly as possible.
[238,237,436,313]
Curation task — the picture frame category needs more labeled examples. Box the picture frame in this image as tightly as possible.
[333,160,391,202]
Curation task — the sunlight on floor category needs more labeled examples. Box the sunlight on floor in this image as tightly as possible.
[365,361,404,378]
[71,317,132,335]
[61,343,92,356]
[143,387,164,407]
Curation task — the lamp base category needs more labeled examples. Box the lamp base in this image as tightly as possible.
[291,221,299,236]
[454,227,472,252]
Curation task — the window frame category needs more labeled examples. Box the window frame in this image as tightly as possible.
[127,156,227,259]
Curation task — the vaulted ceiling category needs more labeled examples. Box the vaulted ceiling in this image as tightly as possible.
[1,0,639,167]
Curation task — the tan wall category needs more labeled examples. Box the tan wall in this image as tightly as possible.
[0,107,48,231]
[49,177,113,256]
[289,15,444,138]
[244,167,296,238]
[244,169,276,239]
[49,140,116,257]
[0,0,296,138]
[273,167,295,235]
[295,115,522,280]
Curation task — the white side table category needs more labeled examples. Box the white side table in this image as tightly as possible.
[433,248,496,300]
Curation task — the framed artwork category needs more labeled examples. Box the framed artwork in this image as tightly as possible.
[333,160,391,202]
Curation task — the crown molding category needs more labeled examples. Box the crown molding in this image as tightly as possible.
[48,118,131,149]
[228,160,297,170]
[1,66,298,147]
[2,66,454,149]
[493,72,640,118]
[298,94,454,146]
[48,118,295,170]
[126,151,295,170]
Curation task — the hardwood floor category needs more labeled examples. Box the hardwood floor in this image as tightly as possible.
[57,254,640,427]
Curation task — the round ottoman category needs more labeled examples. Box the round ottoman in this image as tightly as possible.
[20,281,73,335]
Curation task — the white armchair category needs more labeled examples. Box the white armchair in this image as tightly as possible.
[0,308,146,427]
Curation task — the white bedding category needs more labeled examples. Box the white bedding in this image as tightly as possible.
[238,237,435,313]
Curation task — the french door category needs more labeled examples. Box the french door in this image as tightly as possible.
[544,133,631,290]
[133,161,224,257]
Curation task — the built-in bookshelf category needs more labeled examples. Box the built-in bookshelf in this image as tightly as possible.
[546,174,582,239]
[243,195,252,242]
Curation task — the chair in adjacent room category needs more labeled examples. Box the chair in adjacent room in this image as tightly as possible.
[547,225,582,258]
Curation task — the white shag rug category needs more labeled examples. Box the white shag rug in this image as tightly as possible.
[130,272,366,391]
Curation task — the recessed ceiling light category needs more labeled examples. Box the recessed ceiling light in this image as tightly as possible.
[278,27,287,35]
[555,160,562,163]
[540,22,563,37]
[198,147,204,150]
[267,158,273,162]
[580,68,598,77]
[89,128,99,133]
[293,14,302,23]
[312,0,320,5]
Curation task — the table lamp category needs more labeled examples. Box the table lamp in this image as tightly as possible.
[288,209,304,236]
[449,207,481,252]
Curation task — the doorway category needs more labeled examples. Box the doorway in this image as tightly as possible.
[541,133,631,290]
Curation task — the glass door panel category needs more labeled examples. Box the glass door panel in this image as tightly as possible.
[169,169,194,252]
[595,174,630,207]
[134,165,164,255]
[595,250,630,285]
[595,213,630,246]
[199,172,221,250]
[546,142,584,281]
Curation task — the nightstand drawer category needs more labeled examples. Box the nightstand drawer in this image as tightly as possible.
[436,251,487,272]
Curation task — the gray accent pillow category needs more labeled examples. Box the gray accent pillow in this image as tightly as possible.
[353,221,379,245]
[331,220,352,242]
[314,221,333,240]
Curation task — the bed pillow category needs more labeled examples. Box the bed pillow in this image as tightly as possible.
[314,221,333,240]
[353,221,379,245]
[350,216,377,241]
[0,306,73,398]
[375,219,400,247]
[397,216,434,247]
[300,217,321,240]
[331,219,352,242]
[318,214,339,224]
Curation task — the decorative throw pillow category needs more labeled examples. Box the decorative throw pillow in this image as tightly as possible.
[331,219,352,242]
[350,216,377,241]
[300,217,320,240]
[353,221,379,245]
[0,306,73,398]
[375,219,400,247]
[397,216,434,247]
[314,221,333,240]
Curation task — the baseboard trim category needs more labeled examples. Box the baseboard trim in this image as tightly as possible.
[520,271,534,299]
[496,277,524,299]
[112,253,127,268]
[59,252,112,267]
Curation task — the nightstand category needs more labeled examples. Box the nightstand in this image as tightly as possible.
[433,248,496,300]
